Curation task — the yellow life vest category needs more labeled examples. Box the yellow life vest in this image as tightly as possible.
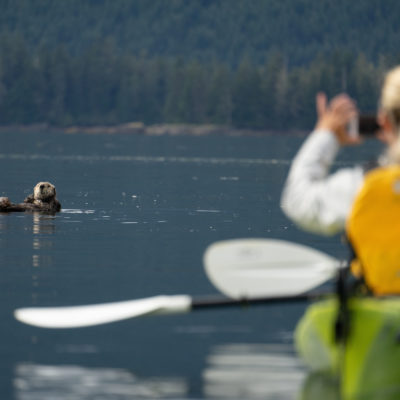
[346,165,400,295]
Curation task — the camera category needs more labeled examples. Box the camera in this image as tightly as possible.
[348,115,380,138]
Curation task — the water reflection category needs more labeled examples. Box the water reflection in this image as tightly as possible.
[14,363,188,400]
[32,214,55,268]
[14,343,307,400]
[203,343,306,399]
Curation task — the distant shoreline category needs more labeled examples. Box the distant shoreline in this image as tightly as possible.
[0,122,307,136]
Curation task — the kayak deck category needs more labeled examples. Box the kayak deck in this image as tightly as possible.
[295,297,400,399]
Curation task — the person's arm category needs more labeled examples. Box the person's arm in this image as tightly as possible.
[281,93,363,236]
[281,129,364,235]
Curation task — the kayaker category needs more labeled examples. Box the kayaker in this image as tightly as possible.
[281,65,400,294]
[281,67,400,236]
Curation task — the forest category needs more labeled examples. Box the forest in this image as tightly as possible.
[0,0,399,130]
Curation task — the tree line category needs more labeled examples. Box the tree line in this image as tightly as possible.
[0,35,393,130]
[1,0,400,67]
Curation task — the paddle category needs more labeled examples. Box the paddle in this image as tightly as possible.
[14,239,341,329]
[204,239,339,299]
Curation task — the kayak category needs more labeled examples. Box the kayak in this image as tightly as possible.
[295,296,400,399]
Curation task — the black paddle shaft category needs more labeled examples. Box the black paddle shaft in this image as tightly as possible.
[191,291,329,310]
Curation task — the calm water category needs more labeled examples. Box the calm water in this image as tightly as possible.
[0,130,382,399]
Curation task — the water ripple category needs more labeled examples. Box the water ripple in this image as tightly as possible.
[0,153,291,166]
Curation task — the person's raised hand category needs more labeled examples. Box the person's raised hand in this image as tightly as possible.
[315,92,360,145]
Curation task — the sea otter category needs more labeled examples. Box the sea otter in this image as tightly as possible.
[0,182,61,214]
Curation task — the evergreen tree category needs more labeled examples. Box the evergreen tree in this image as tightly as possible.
[232,58,264,128]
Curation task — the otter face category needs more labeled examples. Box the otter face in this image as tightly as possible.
[0,197,11,207]
[33,182,56,202]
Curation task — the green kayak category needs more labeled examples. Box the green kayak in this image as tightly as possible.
[295,297,400,399]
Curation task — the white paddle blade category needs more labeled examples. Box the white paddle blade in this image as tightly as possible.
[14,295,192,328]
[204,239,340,299]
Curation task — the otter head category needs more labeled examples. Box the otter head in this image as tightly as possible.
[0,197,11,207]
[33,182,56,202]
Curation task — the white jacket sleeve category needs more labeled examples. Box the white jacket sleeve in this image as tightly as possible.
[281,129,364,236]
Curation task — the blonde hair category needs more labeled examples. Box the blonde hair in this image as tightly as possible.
[381,66,400,163]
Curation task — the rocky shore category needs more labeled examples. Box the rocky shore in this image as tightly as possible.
[0,122,306,136]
